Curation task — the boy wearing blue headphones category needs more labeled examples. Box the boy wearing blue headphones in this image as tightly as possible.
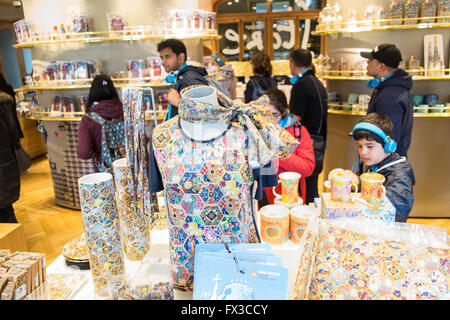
[351,112,415,222]
[360,43,413,158]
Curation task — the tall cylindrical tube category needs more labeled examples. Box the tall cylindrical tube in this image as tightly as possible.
[113,158,151,261]
[78,172,125,296]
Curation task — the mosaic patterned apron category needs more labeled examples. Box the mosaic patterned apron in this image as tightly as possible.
[152,117,259,289]
[152,86,300,290]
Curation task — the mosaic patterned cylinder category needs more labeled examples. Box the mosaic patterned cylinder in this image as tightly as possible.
[78,172,126,296]
[113,158,151,261]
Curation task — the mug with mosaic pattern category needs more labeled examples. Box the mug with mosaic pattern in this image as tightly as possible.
[330,171,358,203]
[273,171,301,205]
[360,172,386,203]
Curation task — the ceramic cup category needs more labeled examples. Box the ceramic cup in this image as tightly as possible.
[330,171,358,203]
[360,172,386,203]
[259,205,290,245]
[412,94,424,106]
[289,205,320,244]
[348,93,358,105]
[424,94,439,106]
[358,94,371,106]
[273,172,301,205]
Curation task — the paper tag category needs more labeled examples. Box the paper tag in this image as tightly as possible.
[35,274,39,287]
[42,257,46,268]
[13,284,27,300]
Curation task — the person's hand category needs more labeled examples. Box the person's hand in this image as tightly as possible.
[167,89,181,107]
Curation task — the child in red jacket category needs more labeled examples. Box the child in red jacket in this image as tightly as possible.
[263,88,316,204]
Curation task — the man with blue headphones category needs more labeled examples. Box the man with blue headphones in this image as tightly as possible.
[157,39,209,120]
[351,112,415,222]
[360,43,413,158]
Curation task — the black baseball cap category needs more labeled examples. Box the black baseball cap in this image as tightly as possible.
[360,44,402,68]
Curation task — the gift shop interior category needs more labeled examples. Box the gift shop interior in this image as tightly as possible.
[0,0,449,301]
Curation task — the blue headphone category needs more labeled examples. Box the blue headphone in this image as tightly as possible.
[211,53,224,66]
[290,68,311,85]
[366,73,394,88]
[352,122,397,153]
[165,63,188,84]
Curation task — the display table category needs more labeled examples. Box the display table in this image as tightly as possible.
[40,227,303,300]
[0,223,28,252]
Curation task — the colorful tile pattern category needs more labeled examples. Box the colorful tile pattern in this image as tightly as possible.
[78,173,126,296]
[113,159,151,261]
[297,219,450,300]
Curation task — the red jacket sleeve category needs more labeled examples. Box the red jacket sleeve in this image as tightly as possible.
[76,117,95,160]
[278,125,316,178]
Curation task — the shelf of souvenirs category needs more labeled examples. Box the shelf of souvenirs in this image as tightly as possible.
[312,16,450,35]
[13,30,221,49]
[318,68,450,81]
[25,110,167,122]
[328,104,450,117]
[229,60,291,77]
[14,78,172,93]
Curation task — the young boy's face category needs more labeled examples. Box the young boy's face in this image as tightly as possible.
[355,138,389,167]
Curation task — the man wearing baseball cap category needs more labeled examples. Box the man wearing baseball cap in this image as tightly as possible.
[360,43,413,157]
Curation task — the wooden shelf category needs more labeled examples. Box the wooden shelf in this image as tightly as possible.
[26,111,167,122]
[13,31,221,48]
[312,17,450,35]
[15,80,171,93]
[319,72,450,81]
[328,107,450,118]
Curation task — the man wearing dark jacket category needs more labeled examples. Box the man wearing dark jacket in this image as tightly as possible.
[288,49,328,204]
[157,39,209,120]
[0,91,22,223]
[360,44,413,157]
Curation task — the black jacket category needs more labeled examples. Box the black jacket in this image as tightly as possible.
[359,153,415,222]
[0,91,21,208]
[367,69,413,157]
[169,65,209,119]
[288,69,328,141]
[244,75,277,103]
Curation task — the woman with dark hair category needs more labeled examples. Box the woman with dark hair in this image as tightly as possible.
[0,73,23,223]
[262,88,316,205]
[244,53,277,103]
[77,74,124,172]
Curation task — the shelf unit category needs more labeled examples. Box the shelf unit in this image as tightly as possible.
[318,69,450,81]
[312,16,450,35]
[15,80,171,92]
[13,30,221,48]
[328,106,450,118]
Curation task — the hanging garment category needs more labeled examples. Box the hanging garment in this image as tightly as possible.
[149,85,299,289]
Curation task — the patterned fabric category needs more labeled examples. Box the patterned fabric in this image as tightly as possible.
[122,88,153,226]
[152,119,260,290]
[113,159,151,261]
[78,173,125,296]
[46,121,95,210]
[178,85,300,169]
[302,219,449,300]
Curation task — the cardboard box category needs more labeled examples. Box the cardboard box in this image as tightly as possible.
[6,267,28,300]
[1,281,14,300]
[19,252,46,284]
[321,193,396,222]
[0,277,7,295]
[11,254,40,292]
